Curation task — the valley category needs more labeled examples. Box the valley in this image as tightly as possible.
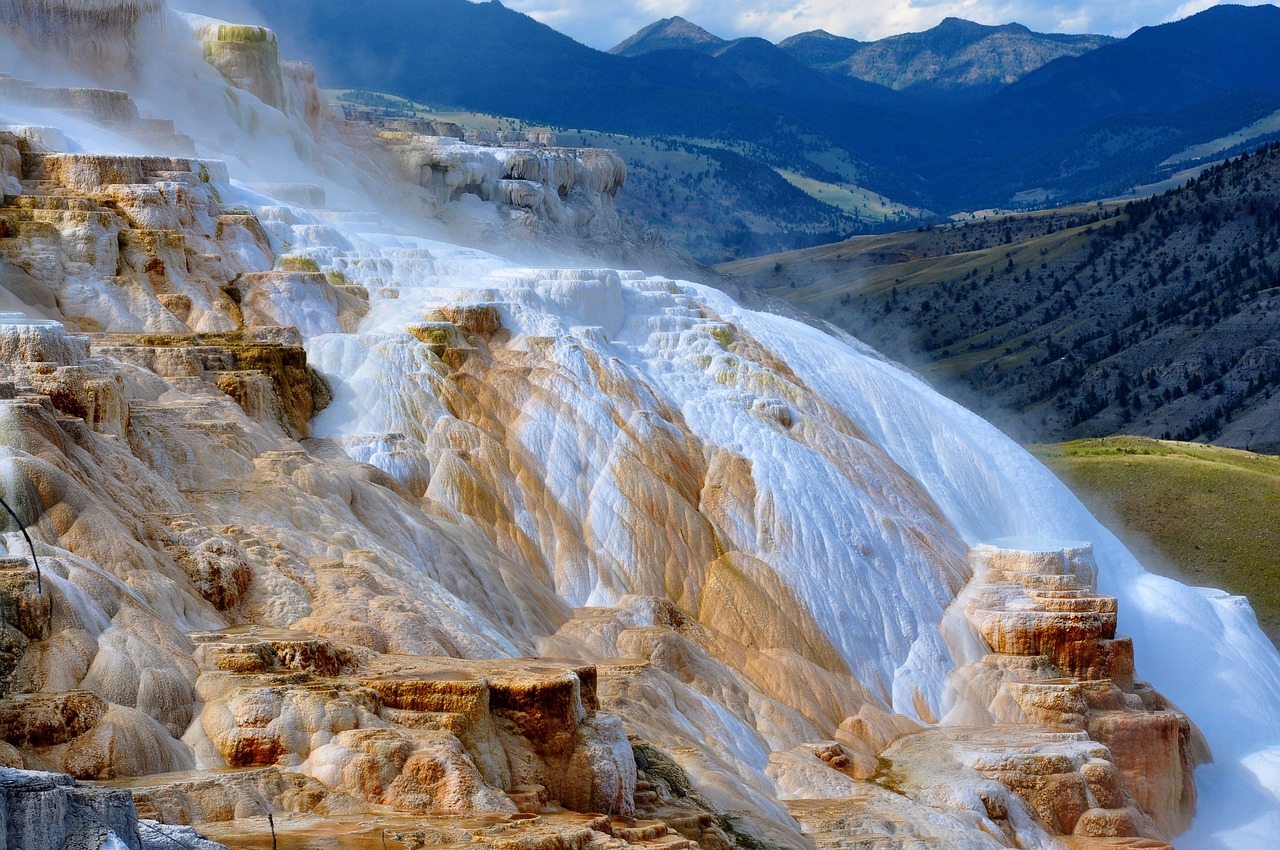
[725,145,1280,452]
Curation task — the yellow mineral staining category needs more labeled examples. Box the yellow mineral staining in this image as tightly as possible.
[196,23,286,110]
[698,553,849,676]
[276,255,319,273]
[94,331,330,437]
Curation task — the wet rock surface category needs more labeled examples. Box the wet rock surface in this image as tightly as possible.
[946,542,1206,841]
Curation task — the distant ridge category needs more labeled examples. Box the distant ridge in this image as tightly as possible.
[777,29,866,67]
[242,1,1280,220]
[609,16,725,56]
[782,16,1116,96]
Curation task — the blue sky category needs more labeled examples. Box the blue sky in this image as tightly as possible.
[499,0,1278,50]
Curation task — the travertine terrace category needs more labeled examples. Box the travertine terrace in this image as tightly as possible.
[2,1,1280,849]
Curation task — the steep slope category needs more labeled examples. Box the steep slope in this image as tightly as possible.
[973,4,1280,148]
[2,3,1280,850]
[777,30,865,69]
[723,144,1280,451]
[218,0,918,259]
[609,16,725,56]
[240,0,1280,220]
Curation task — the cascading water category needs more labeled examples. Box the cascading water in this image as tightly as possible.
[2,0,1279,846]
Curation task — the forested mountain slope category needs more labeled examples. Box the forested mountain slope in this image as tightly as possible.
[725,143,1280,450]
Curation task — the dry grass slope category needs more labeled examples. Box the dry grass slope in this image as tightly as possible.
[1033,436,1280,645]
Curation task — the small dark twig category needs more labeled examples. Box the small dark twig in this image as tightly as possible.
[0,494,40,594]
[255,800,278,850]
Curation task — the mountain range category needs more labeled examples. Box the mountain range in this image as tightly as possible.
[235,1,1280,262]
[619,15,1115,101]
[5,2,1280,848]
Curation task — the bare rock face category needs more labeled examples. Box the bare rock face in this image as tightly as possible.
[880,726,1162,844]
[187,627,636,818]
[375,132,628,245]
[0,765,150,850]
[0,142,259,334]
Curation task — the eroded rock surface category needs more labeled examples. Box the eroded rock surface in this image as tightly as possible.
[946,542,1207,840]
[186,626,635,819]
[0,3,1249,849]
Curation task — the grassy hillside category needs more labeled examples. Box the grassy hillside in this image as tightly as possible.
[724,143,1280,451]
[1034,437,1280,645]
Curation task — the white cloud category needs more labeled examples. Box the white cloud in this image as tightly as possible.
[497,0,1278,50]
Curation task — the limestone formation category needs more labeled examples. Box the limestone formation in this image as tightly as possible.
[0,2,1251,849]
[0,764,213,850]
[0,0,169,83]
[0,77,194,155]
[193,21,287,110]
[946,542,1207,840]
[375,131,628,245]
[186,627,636,819]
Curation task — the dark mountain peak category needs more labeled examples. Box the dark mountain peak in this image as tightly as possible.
[789,14,1112,95]
[885,16,1011,49]
[1127,1,1280,44]
[933,17,994,32]
[777,28,867,68]
[779,28,863,47]
[610,16,726,56]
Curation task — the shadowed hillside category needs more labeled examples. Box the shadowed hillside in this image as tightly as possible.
[234,1,1280,219]
[781,18,1114,100]
[724,143,1280,451]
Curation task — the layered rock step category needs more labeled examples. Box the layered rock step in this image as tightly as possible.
[873,726,1176,850]
[183,626,636,820]
[953,541,1207,841]
[91,329,336,439]
[0,317,334,450]
[0,74,196,156]
[0,132,273,336]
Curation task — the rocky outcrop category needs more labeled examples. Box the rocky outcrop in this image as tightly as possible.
[93,330,334,439]
[193,22,286,111]
[0,314,328,442]
[463,129,559,148]
[0,76,194,156]
[375,131,627,243]
[0,137,265,334]
[947,542,1207,840]
[0,765,184,850]
[187,626,636,819]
